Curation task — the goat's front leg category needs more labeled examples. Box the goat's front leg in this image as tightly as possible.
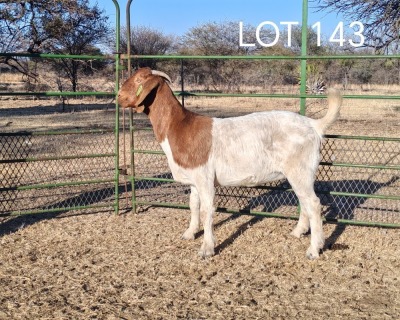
[197,184,216,258]
[182,186,200,240]
[290,210,310,238]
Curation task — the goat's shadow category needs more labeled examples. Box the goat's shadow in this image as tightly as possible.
[212,176,399,253]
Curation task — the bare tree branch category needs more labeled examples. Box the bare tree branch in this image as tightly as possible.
[0,0,110,91]
[312,0,400,52]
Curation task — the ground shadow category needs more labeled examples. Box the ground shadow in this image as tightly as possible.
[1,174,398,256]
[229,176,399,251]
[0,172,172,237]
[214,216,263,255]
[0,185,116,237]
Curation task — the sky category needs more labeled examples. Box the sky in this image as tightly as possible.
[92,0,349,38]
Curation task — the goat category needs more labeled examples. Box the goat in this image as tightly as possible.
[118,67,342,259]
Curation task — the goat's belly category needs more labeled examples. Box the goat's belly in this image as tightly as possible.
[215,167,285,187]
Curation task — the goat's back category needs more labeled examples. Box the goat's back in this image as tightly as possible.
[211,111,321,187]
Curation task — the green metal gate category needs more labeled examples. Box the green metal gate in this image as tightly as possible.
[0,1,122,216]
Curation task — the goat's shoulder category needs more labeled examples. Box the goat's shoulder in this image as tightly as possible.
[166,109,213,169]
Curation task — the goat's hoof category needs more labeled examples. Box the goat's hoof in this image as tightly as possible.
[181,229,195,240]
[181,228,197,240]
[290,229,303,238]
[290,225,309,238]
[198,244,215,258]
[306,247,320,260]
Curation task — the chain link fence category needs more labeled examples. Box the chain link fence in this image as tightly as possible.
[0,129,118,216]
[130,107,400,227]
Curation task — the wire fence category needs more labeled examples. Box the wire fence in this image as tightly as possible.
[129,113,400,227]
[0,130,117,215]
[0,0,122,217]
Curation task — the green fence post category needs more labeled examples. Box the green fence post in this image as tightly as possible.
[112,0,121,214]
[126,0,137,213]
[300,0,308,115]
[297,0,309,216]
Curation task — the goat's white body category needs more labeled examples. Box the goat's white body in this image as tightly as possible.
[212,111,320,187]
[161,111,321,188]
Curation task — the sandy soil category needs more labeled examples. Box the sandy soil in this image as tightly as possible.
[0,207,399,319]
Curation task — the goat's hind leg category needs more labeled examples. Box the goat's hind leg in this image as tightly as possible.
[182,186,200,240]
[289,178,324,259]
[299,193,324,259]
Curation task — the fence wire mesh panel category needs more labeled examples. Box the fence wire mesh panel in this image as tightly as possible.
[0,0,121,216]
[318,137,400,225]
[1,127,118,216]
[130,96,400,227]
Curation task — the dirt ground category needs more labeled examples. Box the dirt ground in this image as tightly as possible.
[0,207,399,319]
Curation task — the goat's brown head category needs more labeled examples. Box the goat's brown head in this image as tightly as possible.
[118,67,172,113]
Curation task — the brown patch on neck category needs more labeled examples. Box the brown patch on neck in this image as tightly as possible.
[168,111,213,169]
[146,82,213,169]
[146,81,179,142]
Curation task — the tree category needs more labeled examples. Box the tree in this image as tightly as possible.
[288,25,328,55]
[288,26,331,92]
[179,21,255,91]
[119,26,175,70]
[0,0,110,91]
[312,0,400,52]
[43,0,110,91]
[0,0,78,80]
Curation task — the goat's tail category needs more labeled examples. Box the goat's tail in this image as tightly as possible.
[314,88,342,135]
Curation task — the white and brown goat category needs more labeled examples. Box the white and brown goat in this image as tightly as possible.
[118,67,342,259]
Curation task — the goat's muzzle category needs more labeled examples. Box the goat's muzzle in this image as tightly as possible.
[117,90,134,110]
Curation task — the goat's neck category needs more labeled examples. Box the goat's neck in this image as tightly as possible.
[148,84,188,143]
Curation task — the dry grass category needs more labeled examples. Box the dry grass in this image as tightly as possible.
[0,98,116,131]
[0,208,399,319]
[0,72,24,83]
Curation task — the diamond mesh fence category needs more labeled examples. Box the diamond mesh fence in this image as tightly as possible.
[0,130,117,215]
[131,115,400,227]
[3,102,397,226]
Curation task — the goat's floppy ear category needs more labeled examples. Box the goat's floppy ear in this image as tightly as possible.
[134,76,161,108]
